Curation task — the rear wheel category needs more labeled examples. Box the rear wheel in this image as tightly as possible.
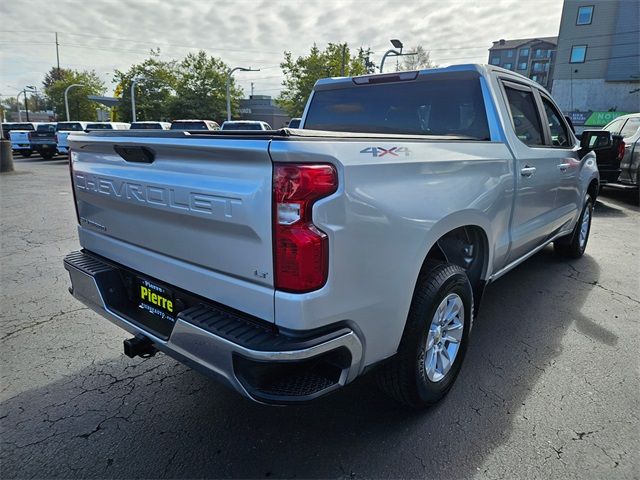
[20,150,32,158]
[40,150,55,160]
[377,261,473,408]
[554,194,593,258]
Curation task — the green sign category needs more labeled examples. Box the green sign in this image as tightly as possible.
[584,111,630,126]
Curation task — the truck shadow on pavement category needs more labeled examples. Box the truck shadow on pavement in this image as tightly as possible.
[1,248,604,479]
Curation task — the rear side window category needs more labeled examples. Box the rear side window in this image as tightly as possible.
[57,122,83,131]
[304,75,490,139]
[603,118,625,134]
[504,86,544,146]
[541,97,570,147]
[37,124,57,133]
[620,117,640,138]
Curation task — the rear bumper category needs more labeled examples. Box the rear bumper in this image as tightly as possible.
[58,146,69,154]
[11,144,31,150]
[63,250,363,404]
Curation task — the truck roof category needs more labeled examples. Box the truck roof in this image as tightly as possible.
[313,63,550,96]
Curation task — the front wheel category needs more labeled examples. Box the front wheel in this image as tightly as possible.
[377,261,473,408]
[554,194,593,258]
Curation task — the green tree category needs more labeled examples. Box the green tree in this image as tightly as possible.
[169,50,241,122]
[398,45,438,71]
[277,43,370,117]
[42,68,106,121]
[113,49,177,122]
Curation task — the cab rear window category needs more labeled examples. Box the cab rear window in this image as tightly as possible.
[305,74,490,139]
[57,122,84,131]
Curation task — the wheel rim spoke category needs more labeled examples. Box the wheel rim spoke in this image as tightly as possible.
[424,292,465,382]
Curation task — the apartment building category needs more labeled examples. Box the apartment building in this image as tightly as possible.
[488,37,558,89]
[552,0,639,126]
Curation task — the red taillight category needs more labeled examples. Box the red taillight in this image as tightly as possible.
[54,134,58,143]
[273,163,338,292]
[617,140,625,161]
[28,132,32,141]
[69,150,80,224]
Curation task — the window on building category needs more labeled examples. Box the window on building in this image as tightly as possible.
[518,62,528,70]
[504,85,544,146]
[491,56,501,65]
[531,75,539,82]
[519,48,530,57]
[504,63,513,70]
[570,45,587,63]
[541,97,570,147]
[576,5,594,25]
[506,50,514,58]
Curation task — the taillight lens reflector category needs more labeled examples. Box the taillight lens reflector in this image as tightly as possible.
[273,163,337,292]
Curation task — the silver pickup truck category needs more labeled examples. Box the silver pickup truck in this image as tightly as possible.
[64,65,600,408]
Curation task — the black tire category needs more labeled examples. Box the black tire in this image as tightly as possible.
[554,194,593,259]
[20,150,32,158]
[377,261,473,408]
[40,150,55,160]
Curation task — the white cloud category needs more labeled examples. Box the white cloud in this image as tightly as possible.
[0,0,563,102]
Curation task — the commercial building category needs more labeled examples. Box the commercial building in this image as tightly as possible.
[238,95,290,129]
[488,37,558,89]
[552,0,639,129]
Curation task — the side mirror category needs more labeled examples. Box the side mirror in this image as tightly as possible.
[564,115,575,134]
[580,130,613,150]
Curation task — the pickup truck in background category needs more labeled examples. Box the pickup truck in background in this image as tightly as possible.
[9,124,39,158]
[2,122,35,141]
[56,122,89,155]
[29,123,58,159]
[64,65,599,408]
[592,113,640,197]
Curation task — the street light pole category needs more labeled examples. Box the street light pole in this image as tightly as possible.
[379,39,417,73]
[226,67,260,122]
[65,84,84,121]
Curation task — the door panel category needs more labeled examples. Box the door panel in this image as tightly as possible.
[539,95,582,229]
[500,82,559,263]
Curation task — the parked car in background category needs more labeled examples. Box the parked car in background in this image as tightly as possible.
[130,121,171,130]
[220,120,272,131]
[85,122,131,131]
[170,119,220,131]
[599,113,640,194]
[65,65,600,408]
[287,118,302,128]
[56,122,90,155]
[2,122,36,141]
[29,123,58,159]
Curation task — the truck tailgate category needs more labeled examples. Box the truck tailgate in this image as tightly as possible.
[69,134,275,321]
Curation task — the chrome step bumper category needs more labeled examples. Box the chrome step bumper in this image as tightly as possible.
[63,250,363,404]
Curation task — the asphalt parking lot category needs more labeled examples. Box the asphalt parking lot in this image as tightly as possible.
[1,155,638,479]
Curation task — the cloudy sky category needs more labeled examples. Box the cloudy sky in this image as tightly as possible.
[1,0,564,102]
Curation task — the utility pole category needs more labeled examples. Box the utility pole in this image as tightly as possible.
[226,67,260,121]
[24,90,30,122]
[340,43,347,76]
[251,82,254,97]
[55,32,61,73]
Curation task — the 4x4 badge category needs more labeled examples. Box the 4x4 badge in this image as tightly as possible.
[360,147,411,157]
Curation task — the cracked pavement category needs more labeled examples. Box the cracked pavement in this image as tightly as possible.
[1,156,639,479]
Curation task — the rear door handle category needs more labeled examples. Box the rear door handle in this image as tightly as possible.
[520,166,537,177]
[558,163,571,172]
